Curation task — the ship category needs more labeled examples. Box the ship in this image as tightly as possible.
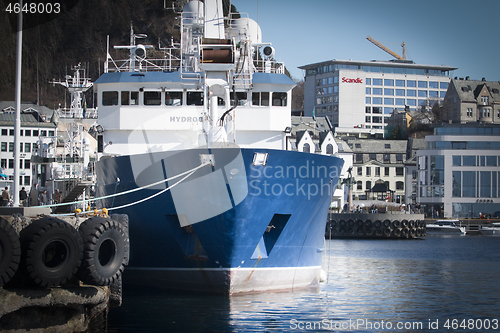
[93,0,344,294]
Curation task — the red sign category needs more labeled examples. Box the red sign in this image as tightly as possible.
[342,77,363,83]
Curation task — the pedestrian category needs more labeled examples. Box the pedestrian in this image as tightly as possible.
[39,190,48,206]
[19,187,28,207]
[1,187,10,206]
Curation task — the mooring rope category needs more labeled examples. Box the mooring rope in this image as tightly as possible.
[46,161,211,215]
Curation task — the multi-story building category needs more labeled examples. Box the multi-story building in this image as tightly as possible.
[299,59,456,137]
[416,124,500,218]
[0,112,56,195]
[346,139,407,203]
[443,78,500,124]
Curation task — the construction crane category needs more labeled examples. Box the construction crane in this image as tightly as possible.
[366,35,406,61]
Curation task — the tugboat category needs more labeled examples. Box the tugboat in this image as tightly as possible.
[93,0,344,294]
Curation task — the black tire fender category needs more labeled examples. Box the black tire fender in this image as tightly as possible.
[77,217,127,286]
[0,218,21,287]
[20,217,83,287]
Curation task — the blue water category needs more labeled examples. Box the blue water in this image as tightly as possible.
[91,235,500,332]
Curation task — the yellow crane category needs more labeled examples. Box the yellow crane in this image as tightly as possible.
[366,35,406,61]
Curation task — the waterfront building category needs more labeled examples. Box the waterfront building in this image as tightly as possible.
[404,138,426,208]
[345,139,407,203]
[416,124,500,218]
[289,116,353,210]
[299,59,456,137]
[443,78,500,124]
[0,111,56,195]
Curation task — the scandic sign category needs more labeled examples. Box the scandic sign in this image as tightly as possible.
[342,77,363,83]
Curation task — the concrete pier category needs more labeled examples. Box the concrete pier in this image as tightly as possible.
[0,285,110,332]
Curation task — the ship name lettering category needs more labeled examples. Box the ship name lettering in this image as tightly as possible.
[169,116,203,123]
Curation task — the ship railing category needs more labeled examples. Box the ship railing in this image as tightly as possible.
[57,107,98,119]
[254,59,286,74]
[105,57,182,73]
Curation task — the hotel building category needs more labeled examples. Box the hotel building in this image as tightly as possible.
[299,60,457,137]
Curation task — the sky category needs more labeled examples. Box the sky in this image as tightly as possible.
[230,0,500,82]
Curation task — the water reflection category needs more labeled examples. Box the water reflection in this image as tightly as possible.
[95,236,500,332]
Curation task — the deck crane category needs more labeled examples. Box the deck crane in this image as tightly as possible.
[366,35,406,61]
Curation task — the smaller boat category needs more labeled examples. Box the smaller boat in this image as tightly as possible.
[478,223,500,236]
[426,220,466,235]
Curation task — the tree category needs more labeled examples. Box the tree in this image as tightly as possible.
[292,79,304,111]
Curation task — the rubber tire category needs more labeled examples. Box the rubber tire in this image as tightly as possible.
[0,218,21,287]
[20,217,83,288]
[77,217,127,286]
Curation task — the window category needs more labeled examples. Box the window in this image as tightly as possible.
[1,129,6,136]
[33,130,39,136]
[372,97,382,104]
[395,80,405,87]
[8,142,13,152]
[375,167,380,176]
[466,108,473,117]
[9,129,13,136]
[24,159,30,169]
[372,88,382,95]
[385,167,390,176]
[366,167,371,176]
[384,89,394,96]
[396,154,403,161]
[8,159,13,168]
[462,156,476,166]
[372,78,382,86]
[357,181,362,190]
[384,79,394,86]
[452,155,461,166]
[355,154,363,162]
[383,154,390,162]
[396,167,404,176]
[357,167,362,176]
[407,90,416,97]
[326,144,334,154]
[187,92,204,106]
[452,171,461,197]
[355,143,361,148]
[19,142,23,152]
[481,96,489,104]
[303,143,310,153]
[407,80,416,87]
[165,91,183,106]
[272,92,287,106]
[252,92,269,106]
[1,143,6,152]
[369,153,376,160]
[429,81,438,89]
[24,175,30,186]
[396,181,404,190]
[366,181,372,190]
[418,81,427,88]
[49,131,55,136]
[144,91,161,105]
[102,91,118,106]
[25,129,31,136]
[121,91,139,105]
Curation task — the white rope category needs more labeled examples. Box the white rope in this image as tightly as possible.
[45,161,211,209]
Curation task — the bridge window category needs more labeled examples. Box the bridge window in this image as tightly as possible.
[144,91,161,105]
[165,91,183,106]
[272,92,287,106]
[230,92,248,106]
[121,91,139,105]
[187,92,204,106]
[102,91,118,106]
[252,92,269,106]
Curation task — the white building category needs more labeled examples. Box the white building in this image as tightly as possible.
[288,116,353,210]
[416,124,500,218]
[0,112,57,195]
[299,59,456,137]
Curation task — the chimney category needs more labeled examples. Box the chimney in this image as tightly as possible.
[482,77,486,81]
[465,76,469,80]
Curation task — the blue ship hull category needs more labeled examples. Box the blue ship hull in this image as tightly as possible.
[96,147,343,293]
